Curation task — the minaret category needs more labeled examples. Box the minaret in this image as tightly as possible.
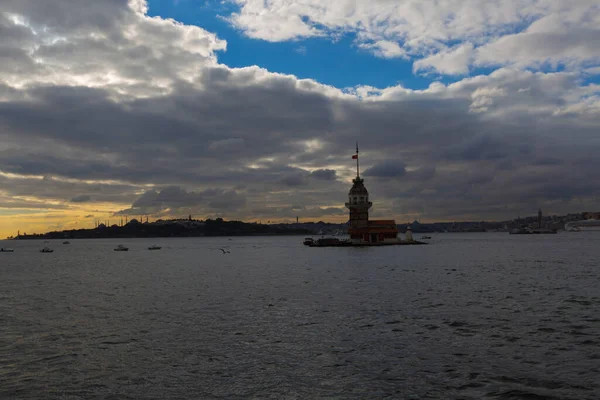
[345,143,372,237]
[538,208,542,229]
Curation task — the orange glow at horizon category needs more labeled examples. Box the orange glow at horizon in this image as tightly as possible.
[0,205,357,239]
[0,201,129,239]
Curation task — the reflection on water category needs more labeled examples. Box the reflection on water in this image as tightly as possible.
[1,234,599,399]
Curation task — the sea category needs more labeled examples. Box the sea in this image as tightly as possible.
[0,233,599,399]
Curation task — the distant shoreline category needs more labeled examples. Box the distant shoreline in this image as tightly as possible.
[6,211,595,240]
[8,232,310,240]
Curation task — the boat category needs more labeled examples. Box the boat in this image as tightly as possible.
[40,247,54,253]
[62,241,70,244]
[309,238,350,247]
[148,245,161,250]
[420,236,432,239]
[0,248,14,252]
[114,244,129,251]
[509,227,557,235]
[303,237,314,245]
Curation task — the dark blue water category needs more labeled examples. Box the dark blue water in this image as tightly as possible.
[1,234,599,399]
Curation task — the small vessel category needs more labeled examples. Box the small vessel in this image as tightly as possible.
[148,245,161,250]
[114,244,129,251]
[0,248,14,252]
[62,241,70,244]
[40,247,54,253]
[309,237,349,247]
[420,236,432,240]
[509,227,557,234]
[303,237,314,245]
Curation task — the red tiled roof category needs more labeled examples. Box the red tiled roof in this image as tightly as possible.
[349,227,398,234]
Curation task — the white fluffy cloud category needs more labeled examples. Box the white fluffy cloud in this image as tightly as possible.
[1,0,226,94]
[228,0,600,75]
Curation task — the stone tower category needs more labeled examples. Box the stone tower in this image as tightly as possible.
[345,143,372,233]
[345,175,372,231]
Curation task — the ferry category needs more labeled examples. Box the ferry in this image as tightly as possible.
[308,238,350,247]
[114,244,129,251]
[0,248,14,252]
[303,238,314,246]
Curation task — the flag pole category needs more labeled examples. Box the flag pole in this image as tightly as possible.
[356,142,359,177]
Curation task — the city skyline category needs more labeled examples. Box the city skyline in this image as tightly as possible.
[1,0,600,239]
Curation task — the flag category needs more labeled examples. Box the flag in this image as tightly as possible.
[352,154,358,159]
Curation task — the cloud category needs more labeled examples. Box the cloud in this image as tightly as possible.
[251,205,346,219]
[364,160,407,178]
[208,138,246,152]
[294,46,307,55]
[71,195,92,203]
[475,14,600,71]
[359,40,407,59]
[310,169,337,181]
[414,43,474,76]
[117,186,247,215]
[208,190,247,210]
[280,174,309,187]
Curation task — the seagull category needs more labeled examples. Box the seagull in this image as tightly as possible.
[219,248,230,254]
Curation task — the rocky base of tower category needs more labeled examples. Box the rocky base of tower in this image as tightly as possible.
[306,238,427,247]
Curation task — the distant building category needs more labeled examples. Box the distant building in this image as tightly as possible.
[583,212,600,220]
[344,144,400,244]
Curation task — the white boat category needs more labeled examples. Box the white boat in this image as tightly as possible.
[0,248,14,252]
[114,244,129,251]
[148,245,161,250]
[40,247,54,253]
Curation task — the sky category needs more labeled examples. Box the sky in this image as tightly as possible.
[0,0,599,238]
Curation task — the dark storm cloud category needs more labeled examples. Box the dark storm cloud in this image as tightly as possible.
[280,174,309,187]
[0,77,335,186]
[443,135,532,162]
[208,191,247,210]
[71,195,91,203]
[2,71,598,221]
[250,205,346,219]
[117,186,247,215]
[364,160,407,178]
[310,169,337,180]
[0,173,142,206]
[0,196,70,210]
[132,187,203,209]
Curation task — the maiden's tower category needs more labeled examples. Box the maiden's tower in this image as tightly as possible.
[345,144,401,245]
